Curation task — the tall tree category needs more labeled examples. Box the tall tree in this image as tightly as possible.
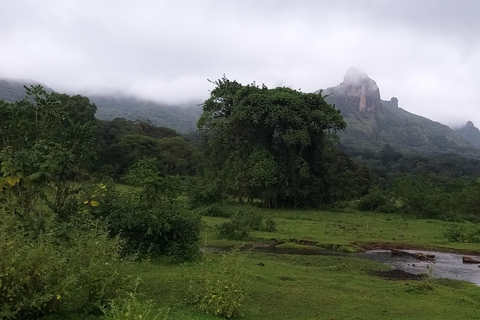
[0,86,97,219]
[198,77,346,207]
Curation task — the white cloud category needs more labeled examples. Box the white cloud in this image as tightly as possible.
[1,0,479,126]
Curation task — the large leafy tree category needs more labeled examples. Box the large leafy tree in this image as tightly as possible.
[198,77,346,208]
[0,85,97,219]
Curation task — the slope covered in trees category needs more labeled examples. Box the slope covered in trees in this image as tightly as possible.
[0,78,202,133]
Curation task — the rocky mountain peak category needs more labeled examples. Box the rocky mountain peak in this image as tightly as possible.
[343,67,369,85]
[455,121,480,148]
[466,120,475,128]
[342,68,381,111]
[324,68,383,113]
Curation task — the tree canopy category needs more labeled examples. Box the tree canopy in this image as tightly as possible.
[198,77,347,207]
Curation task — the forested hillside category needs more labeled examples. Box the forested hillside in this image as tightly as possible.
[0,78,202,133]
[90,94,202,133]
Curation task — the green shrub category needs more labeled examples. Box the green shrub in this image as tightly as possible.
[217,210,276,240]
[59,219,135,314]
[189,248,246,318]
[263,218,277,232]
[197,203,231,218]
[0,214,67,319]
[443,224,480,243]
[188,176,225,208]
[217,209,262,240]
[234,209,263,230]
[0,212,134,319]
[357,188,386,211]
[90,191,201,261]
[217,219,251,240]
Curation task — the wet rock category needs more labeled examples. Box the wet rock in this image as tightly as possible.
[462,256,480,264]
[390,249,435,261]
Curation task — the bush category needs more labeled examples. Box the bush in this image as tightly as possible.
[263,218,277,232]
[443,224,480,243]
[217,219,251,241]
[357,188,386,211]
[189,248,246,318]
[217,209,261,240]
[188,176,225,208]
[0,214,67,319]
[197,203,231,218]
[89,190,201,261]
[217,209,276,240]
[59,219,135,314]
[0,212,135,319]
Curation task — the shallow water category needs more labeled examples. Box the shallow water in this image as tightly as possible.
[360,250,480,285]
[206,245,480,285]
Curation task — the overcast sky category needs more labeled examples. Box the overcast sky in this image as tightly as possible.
[1,0,479,128]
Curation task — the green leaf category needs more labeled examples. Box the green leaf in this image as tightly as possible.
[6,175,20,186]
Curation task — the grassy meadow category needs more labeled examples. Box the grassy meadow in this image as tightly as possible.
[50,205,480,320]
[202,205,480,252]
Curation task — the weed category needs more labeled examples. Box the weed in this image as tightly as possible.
[407,265,435,294]
[102,279,169,320]
[188,247,247,318]
[263,218,277,232]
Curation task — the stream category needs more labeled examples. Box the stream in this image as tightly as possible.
[360,249,480,285]
[206,245,480,286]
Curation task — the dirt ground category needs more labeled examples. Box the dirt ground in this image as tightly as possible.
[371,269,424,281]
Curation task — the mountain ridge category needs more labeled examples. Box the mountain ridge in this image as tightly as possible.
[318,68,479,155]
[2,74,480,153]
[0,78,202,133]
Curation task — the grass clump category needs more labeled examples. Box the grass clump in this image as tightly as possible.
[102,280,169,320]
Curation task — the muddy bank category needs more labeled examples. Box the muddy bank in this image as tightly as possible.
[204,243,346,256]
[355,241,480,256]
[371,269,424,281]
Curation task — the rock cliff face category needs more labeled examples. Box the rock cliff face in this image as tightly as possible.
[321,68,387,120]
[339,67,381,112]
[318,69,476,154]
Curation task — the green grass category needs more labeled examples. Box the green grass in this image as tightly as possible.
[56,251,480,320]
[202,206,480,253]
[45,205,480,319]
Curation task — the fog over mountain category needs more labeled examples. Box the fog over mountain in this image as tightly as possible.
[1,1,480,128]
[320,68,479,155]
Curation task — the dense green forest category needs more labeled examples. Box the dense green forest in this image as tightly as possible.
[2,82,480,319]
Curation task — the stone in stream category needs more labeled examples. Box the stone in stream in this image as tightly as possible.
[462,256,480,264]
[390,249,435,261]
